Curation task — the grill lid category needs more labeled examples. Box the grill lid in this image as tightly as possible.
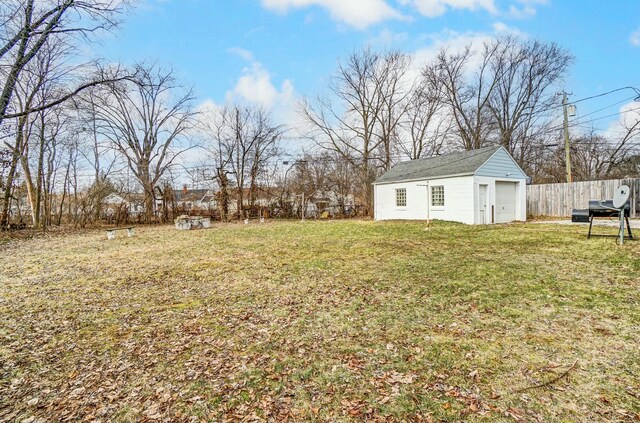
[588,200,630,217]
[589,200,630,211]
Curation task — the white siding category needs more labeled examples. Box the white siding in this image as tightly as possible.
[374,176,476,224]
[373,147,528,225]
[476,147,526,179]
[474,176,527,223]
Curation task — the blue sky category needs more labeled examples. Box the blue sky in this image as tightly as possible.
[95,0,640,137]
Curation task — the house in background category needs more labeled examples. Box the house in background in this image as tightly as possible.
[174,187,216,211]
[103,192,147,217]
[373,146,527,224]
[227,186,279,216]
[307,190,357,217]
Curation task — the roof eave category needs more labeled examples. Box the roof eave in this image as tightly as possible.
[373,172,475,185]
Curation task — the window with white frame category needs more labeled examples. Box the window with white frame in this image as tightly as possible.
[431,185,444,207]
[395,188,407,207]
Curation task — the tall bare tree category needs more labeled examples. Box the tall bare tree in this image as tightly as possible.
[423,44,499,150]
[16,40,76,228]
[373,51,412,170]
[224,106,283,218]
[399,75,449,160]
[0,0,128,125]
[300,49,410,215]
[0,39,50,228]
[201,105,234,220]
[90,66,196,221]
[487,37,572,167]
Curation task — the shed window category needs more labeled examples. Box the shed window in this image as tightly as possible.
[431,186,444,207]
[395,188,407,207]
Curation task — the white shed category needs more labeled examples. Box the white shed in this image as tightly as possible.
[373,146,527,224]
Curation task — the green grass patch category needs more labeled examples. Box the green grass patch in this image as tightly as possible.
[0,220,639,421]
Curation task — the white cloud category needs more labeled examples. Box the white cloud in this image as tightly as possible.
[602,101,640,140]
[227,62,288,109]
[195,99,222,119]
[369,28,409,47]
[224,60,306,138]
[630,28,640,46]
[620,102,640,128]
[399,0,548,19]
[227,47,254,61]
[409,24,527,80]
[507,0,547,19]
[492,21,527,37]
[400,0,497,18]
[260,0,403,29]
[412,29,494,68]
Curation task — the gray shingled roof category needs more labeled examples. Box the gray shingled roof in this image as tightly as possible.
[374,146,502,184]
[175,189,210,202]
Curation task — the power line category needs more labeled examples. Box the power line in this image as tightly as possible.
[576,96,636,120]
[541,104,640,135]
[531,85,640,116]
[572,86,640,105]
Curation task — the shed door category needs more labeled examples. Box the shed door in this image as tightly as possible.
[495,182,516,223]
[478,184,488,224]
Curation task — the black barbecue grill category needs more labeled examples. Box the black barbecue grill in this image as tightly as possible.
[572,200,633,239]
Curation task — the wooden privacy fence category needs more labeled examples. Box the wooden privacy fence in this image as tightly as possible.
[527,178,640,218]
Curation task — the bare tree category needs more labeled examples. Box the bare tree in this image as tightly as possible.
[399,75,449,159]
[300,49,410,215]
[90,66,196,221]
[487,37,572,166]
[16,40,76,228]
[0,0,129,125]
[424,42,505,150]
[225,106,283,219]
[568,131,613,180]
[327,154,357,216]
[201,106,234,220]
[604,108,640,176]
[0,39,50,228]
[373,51,412,170]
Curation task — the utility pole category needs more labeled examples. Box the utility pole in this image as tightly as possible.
[562,92,573,183]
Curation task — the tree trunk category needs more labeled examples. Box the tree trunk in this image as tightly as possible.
[56,161,70,225]
[249,164,259,212]
[218,169,229,221]
[1,156,19,228]
[237,187,243,220]
[33,114,46,228]
[143,181,155,223]
[20,153,36,226]
[137,161,155,222]
[1,114,28,227]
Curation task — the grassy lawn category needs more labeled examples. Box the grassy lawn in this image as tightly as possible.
[1,220,639,422]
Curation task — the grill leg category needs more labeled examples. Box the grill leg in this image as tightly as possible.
[588,216,594,239]
[619,214,625,245]
[626,216,633,239]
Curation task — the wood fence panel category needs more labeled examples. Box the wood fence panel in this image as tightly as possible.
[526,178,640,217]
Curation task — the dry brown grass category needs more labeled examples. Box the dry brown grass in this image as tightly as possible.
[0,220,639,422]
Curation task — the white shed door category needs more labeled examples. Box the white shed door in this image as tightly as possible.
[495,182,516,223]
[478,184,488,224]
